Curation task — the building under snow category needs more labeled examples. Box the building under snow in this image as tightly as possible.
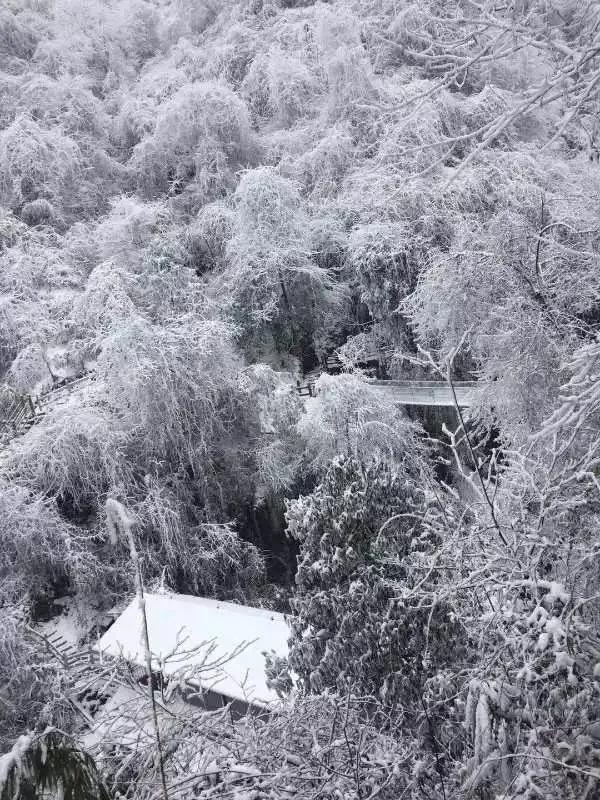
[96,592,289,714]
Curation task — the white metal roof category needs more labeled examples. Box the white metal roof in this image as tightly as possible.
[95,593,289,707]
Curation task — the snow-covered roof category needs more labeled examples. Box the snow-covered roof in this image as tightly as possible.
[95,593,289,707]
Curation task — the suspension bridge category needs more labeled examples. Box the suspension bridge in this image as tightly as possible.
[296,366,477,408]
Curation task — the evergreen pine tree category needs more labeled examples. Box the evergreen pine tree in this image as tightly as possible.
[286,456,460,710]
[0,729,110,800]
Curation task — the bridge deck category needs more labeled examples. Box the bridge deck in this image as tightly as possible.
[367,380,477,408]
[298,377,477,407]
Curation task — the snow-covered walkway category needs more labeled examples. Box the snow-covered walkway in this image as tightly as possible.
[367,380,477,407]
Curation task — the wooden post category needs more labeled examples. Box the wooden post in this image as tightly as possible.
[125,527,170,800]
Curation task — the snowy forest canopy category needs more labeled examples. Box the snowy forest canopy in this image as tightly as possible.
[1,0,600,798]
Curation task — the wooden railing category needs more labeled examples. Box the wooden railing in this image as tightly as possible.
[0,374,93,446]
[0,387,41,443]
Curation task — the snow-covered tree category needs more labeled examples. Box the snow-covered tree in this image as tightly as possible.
[287,456,459,709]
[132,81,252,202]
[222,166,327,345]
[297,371,422,474]
[0,116,81,218]
[0,481,76,605]
[1,1,600,792]
[0,729,109,800]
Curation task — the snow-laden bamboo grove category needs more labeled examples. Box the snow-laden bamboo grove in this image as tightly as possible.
[1,1,600,797]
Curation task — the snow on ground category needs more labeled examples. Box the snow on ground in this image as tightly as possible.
[96,593,289,707]
[37,594,112,648]
[37,597,87,647]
